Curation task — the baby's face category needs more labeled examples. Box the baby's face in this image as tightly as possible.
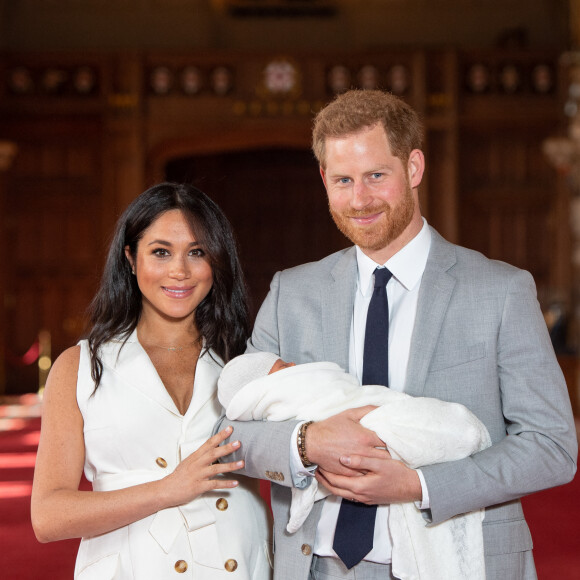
[268,359,296,374]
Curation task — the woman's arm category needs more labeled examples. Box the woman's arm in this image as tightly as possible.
[31,346,243,543]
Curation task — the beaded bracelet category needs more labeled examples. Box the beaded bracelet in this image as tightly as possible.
[297,421,314,467]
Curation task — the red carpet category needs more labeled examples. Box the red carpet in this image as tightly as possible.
[1,396,578,579]
[0,412,80,580]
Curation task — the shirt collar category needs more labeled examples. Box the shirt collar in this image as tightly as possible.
[356,218,432,296]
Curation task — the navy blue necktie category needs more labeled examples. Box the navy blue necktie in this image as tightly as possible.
[332,267,392,570]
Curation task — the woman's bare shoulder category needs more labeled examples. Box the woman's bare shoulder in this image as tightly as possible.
[44,345,81,396]
[53,344,81,371]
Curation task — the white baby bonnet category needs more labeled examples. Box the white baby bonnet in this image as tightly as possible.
[218,352,280,408]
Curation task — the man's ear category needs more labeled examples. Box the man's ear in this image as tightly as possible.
[408,149,425,188]
[320,166,328,190]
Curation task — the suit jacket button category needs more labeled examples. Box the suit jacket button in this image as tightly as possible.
[216,498,228,511]
[174,560,188,573]
[301,544,312,555]
[156,457,168,468]
[225,559,238,572]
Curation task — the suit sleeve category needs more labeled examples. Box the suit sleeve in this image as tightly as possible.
[216,271,300,487]
[420,269,578,524]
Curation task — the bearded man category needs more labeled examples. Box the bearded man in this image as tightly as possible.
[220,90,577,580]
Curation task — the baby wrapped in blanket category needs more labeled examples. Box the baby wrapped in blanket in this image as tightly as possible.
[218,352,491,580]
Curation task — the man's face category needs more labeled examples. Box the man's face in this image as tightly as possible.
[320,123,424,263]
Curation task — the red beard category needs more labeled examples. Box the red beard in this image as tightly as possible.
[329,183,415,253]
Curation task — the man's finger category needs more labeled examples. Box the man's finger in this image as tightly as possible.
[340,454,369,469]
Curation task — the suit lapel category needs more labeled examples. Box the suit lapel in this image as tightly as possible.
[321,248,357,370]
[405,228,457,397]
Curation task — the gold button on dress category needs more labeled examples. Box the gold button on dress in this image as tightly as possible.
[216,498,229,511]
[224,559,238,572]
[174,560,188,573]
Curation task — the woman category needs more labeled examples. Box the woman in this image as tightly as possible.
[31,183,273,579]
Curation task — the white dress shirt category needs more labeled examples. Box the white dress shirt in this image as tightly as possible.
[291,219,432,564]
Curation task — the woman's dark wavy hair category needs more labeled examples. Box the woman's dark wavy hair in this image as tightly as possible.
[87,182,250,388]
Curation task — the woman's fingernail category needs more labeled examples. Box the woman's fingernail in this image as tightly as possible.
[236,461,244,467]
[232,440,240,448]
[340,456,351,465]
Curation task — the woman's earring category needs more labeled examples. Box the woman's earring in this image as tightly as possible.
[131,269,135,275]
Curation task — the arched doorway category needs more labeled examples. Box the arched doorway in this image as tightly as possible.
[165,147,348,318]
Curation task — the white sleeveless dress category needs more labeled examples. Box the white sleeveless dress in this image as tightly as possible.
[74,331,272,580]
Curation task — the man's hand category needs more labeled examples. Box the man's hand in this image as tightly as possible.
[316,454,423,505]
[305,406,387,476]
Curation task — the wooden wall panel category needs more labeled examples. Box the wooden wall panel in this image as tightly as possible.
[1,119,103,394]
[459,125,563,304]
[457,50,565,313]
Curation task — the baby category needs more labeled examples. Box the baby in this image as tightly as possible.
[219,352,491,580]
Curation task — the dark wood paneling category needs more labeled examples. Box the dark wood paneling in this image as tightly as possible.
[1,118,103,394]
[458,124,561,303]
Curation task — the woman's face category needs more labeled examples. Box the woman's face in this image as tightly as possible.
[125,209,213,324]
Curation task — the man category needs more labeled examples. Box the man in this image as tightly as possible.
[220,90,577,579]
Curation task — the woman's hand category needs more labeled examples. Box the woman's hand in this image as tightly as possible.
[162,426,244,506]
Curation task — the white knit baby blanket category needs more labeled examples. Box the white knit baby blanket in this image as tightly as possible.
[219,360,491,580]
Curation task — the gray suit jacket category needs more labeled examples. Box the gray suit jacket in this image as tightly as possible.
[221,227,578,580]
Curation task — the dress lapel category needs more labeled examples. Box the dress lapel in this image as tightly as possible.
[321,248,357,371]
[103,332,222,419]
[185,348,222,420]
[405,228,457,397]
[101,330,182,416]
